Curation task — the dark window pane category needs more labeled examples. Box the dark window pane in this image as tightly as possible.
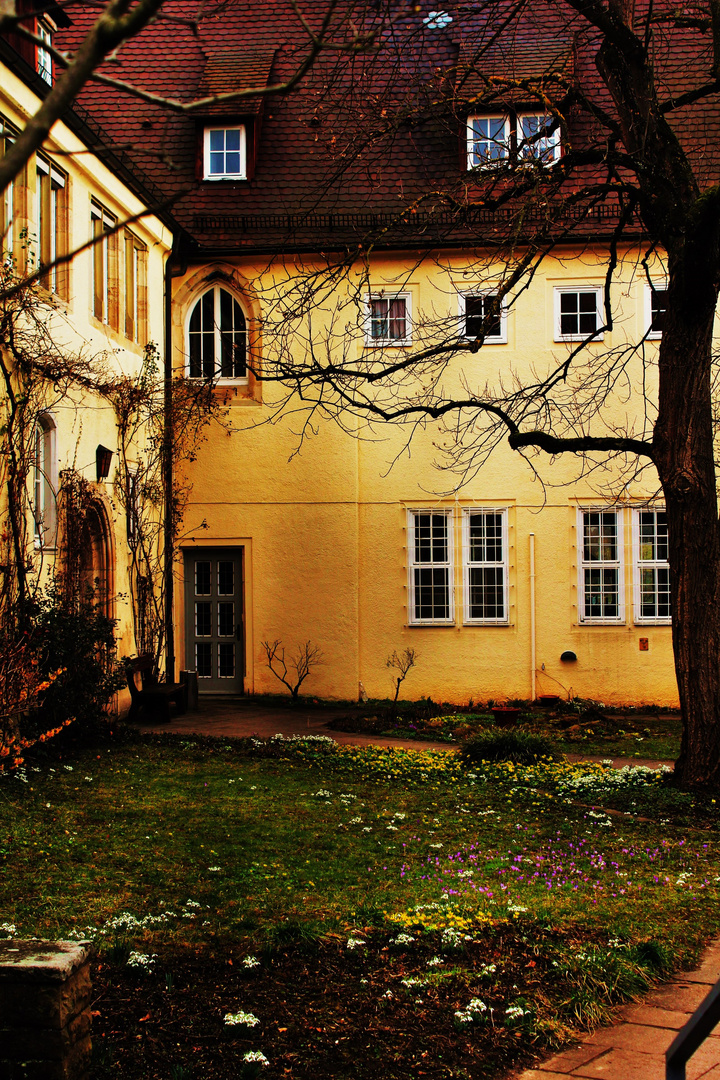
[465,295,501,339]
[651,289,667,333]
[218,602,234,636]
[196,642,212,678]
[195,561,211,595]
[469,566,504,620]
[195,601,211,636]
[218,561,234,595]
[414,566,449,620]
[218,642,235,678]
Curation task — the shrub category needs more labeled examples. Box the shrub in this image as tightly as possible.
[459,729,561,765]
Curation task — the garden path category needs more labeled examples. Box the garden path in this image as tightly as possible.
[513,940,720,1080]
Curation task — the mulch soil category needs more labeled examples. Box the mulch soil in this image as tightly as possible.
[90,927,574,1079]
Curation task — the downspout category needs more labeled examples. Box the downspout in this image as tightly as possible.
[529,532,536,702]
[163,232,186,682]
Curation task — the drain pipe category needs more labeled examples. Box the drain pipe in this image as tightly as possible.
[163,232,186,682]
[529,532,536,702]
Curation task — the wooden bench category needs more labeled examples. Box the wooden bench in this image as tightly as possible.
[125,655,188,723]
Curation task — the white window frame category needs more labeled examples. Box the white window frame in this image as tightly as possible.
[91,200,116,325]
[632,508,671,625]
[466,114,510,170]
[1,119,14,259]
[554,286,605,342]
[33,413,57,549]
[578,508,624,624]
[366,292,411,347]
[462,508,509,624]
[517,112,561,164]
[407,509,454,625]
[37,20,52,84]
[185,284,249,383]
[203,126,247,180]
[458,291,507,344]
[36,156,65,292]
[644,282,668,341]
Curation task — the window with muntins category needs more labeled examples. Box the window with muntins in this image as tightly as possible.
[33,414,56,547]
[633,509,671,623]
[517,113,561,163]
[463,509,508,623]
[36,156,66,294]
[188,285,247,380]
[203,126,246,180]
[368,294,410,344]
[91,201,117,327]
[466,115,509,168]
[408,511,453,624]
[124,231,147,343]
[555,288,604,341]
[646,285,667,339]
[1,119,15,259]
[461,293,505,342]
[579,509,623,622]
[37,21,52,84]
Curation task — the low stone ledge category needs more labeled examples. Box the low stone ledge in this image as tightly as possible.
[0,940,93,1080]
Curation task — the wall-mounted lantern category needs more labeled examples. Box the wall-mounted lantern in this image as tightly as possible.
[96,445,113,482]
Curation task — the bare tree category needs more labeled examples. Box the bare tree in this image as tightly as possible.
[386,647,418,706]
[261,639,323,700]
[249,1,720,789]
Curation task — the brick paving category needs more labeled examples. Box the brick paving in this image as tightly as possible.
[513,942,720,1080]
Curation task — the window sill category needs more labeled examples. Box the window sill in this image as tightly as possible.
[555,334,605,344]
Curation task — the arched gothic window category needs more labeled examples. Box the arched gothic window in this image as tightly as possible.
[187,285,247,381]
[34,413,56,547]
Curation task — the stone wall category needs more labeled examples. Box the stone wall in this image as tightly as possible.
[0,940,93,1079]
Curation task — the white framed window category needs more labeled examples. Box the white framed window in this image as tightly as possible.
[1,119,15,258]
[459,292,506,343]
[578,509,624,623]
[36,156,66,293]
[124,231,147,343]
[554,287,604,341]
[33,413,57,548]
[91,200,117,326]
[644,283,667,340]
[366,293,411,346]
[187,284,248,381]
[466,115,510,169]
[203,126,247,180]
[37,20,53,84]
[462,508,508,624]
[633,508,671,624]
[408,510,454,625]
[517,112,561,164]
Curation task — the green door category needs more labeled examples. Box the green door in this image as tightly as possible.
[184,549,244,694]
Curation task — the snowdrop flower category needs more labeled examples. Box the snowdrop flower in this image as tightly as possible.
[224,1011,260,1027]
[242,1051,269,1066]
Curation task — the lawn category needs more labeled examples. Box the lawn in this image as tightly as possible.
[2,731,719,1079]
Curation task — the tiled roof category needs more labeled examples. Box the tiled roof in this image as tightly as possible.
[197,47,277,116]
[47,0,720,254]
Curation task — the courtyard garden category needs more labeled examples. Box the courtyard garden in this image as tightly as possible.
[2,729,719,1078]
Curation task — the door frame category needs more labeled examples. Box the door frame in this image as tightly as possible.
[181,545,246,695]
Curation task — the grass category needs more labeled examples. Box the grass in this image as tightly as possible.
[2,731,718,1078]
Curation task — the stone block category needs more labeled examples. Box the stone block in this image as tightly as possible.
[0,941,93,1080]
[0,1008,91,1057]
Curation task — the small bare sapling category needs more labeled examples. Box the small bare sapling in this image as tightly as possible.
[386,647,418,705]
[261,639,323,700]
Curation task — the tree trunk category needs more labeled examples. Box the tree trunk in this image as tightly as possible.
[654,265,720,789]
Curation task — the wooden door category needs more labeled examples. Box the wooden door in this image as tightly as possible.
[184,549,244,694]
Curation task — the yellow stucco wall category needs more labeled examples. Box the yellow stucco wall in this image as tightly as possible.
[174,244,680,706]
[0,64,173,662]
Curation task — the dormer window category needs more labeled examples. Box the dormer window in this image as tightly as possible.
[37,20,53,84]
[467,111,561,170]
[203,126,247,180]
